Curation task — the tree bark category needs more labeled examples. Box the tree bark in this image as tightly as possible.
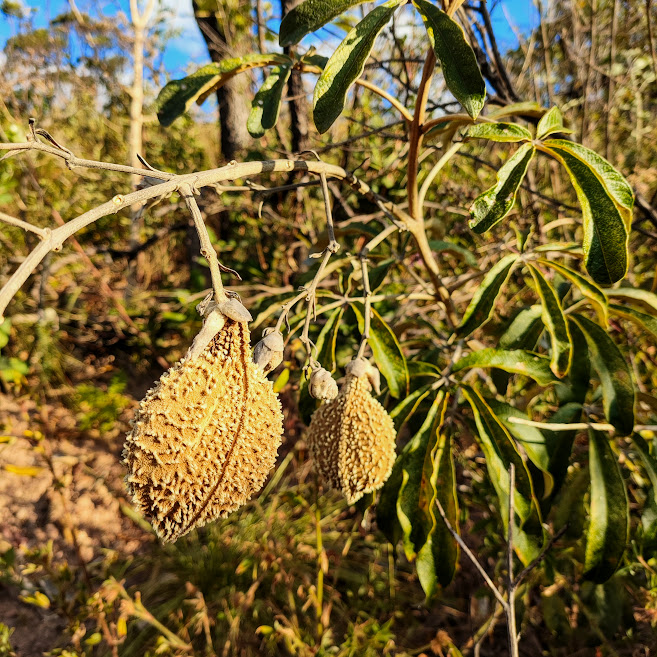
[281,0,309,153]
[192,0,251,161]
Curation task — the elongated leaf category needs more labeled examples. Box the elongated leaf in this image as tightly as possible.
[456,254,518,337]
[493,305,544,394]
[247,66,292,137]
[469,143,535,233]
[490,400,555,499]
[539,259,608,324]
[544,140,634,226]
[429,239,477,267]
[313,0,403,133]
[542,141,632,284]
[416,423,458,596]
[379,387,441,546]
[499,306,544,350]
[389,383,433,431]
[605,287,657,314]
[631,433,657,489]
[156,55,290,126]
[488,101,542,118]
[466,122,532,142]
[536,106,572,139]
[378,456,404,546]
[453,348,557,387]
[572,314,634,435]
[351,304,409,397]
[398,392,446,560]
[609,303,657,341]
[412,0,485,118]
[368,258,396,292]
[407,361,441,378]
[462,386,541,563]
[279,0,367,46]
[631,433,657,550]
[315,306,344,372]
[526,263,572,378]
[584,429,629,582]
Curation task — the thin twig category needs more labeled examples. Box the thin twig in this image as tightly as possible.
[0,211,50,239]
[506,464,519,657]
[435,499,509,610]
[508,416,657,433]
[0,148,414,319]
[180,183,226,303]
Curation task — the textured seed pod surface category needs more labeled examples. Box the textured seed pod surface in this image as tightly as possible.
[308,372,396,503]
[123,318,283,542]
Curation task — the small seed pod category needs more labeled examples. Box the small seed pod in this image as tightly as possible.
[253,329,285,374]
[122,302,284,543]
[308,367,338,401]
[307,358,396,503]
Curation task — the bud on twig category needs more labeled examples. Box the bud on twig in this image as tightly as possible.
[309,367,338,401]
[253,328,285,374]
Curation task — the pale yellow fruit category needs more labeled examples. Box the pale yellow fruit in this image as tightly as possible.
[307,364,396,504]
[122,316,283,542]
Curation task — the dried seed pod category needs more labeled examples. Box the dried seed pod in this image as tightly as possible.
[253,329,285,374]
[122,306,284,543]
[307,359,396,503]
[308,367,338,401]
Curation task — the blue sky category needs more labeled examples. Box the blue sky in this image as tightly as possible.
[0,0,540,78]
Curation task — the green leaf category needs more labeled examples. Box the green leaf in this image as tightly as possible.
[544,140,634,226]
[313,0,403,133]
[428,239,477,267]
[499,306,544,350]
[631,433,657,490]
[489,400,555,499]
[378,456,404,545]
[526,263,572,378]
[315,306,344,372]
[631,433,657,551]
[397,392,446,560]
[605,287,657,314]
[351,304,409,398]
[469,143,535,233]
[465,122,532,143]
[416,422,459,596]
[156,55,290,126]
[584,429,629,582]
[456,254,518,337]
[247,65,292,138]
[279,0,367,46]
[461,386,541,563]
[488,101,543,120]
[572,314,634,435]
[0,318,9,350]
[412,0,486,118]
[538,259,608,325]
[389,383,433,431]
[543,323,591,503]
[536,106,572,139]
[368,258,396,292]
[492,305,544,395]
[452,348,557,387]
[608,303,657,341]
[407,361,441,378]
[542,141,632,284]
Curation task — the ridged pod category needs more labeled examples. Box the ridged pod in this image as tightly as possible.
[122,306,284,542]
[307,359,396,503]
